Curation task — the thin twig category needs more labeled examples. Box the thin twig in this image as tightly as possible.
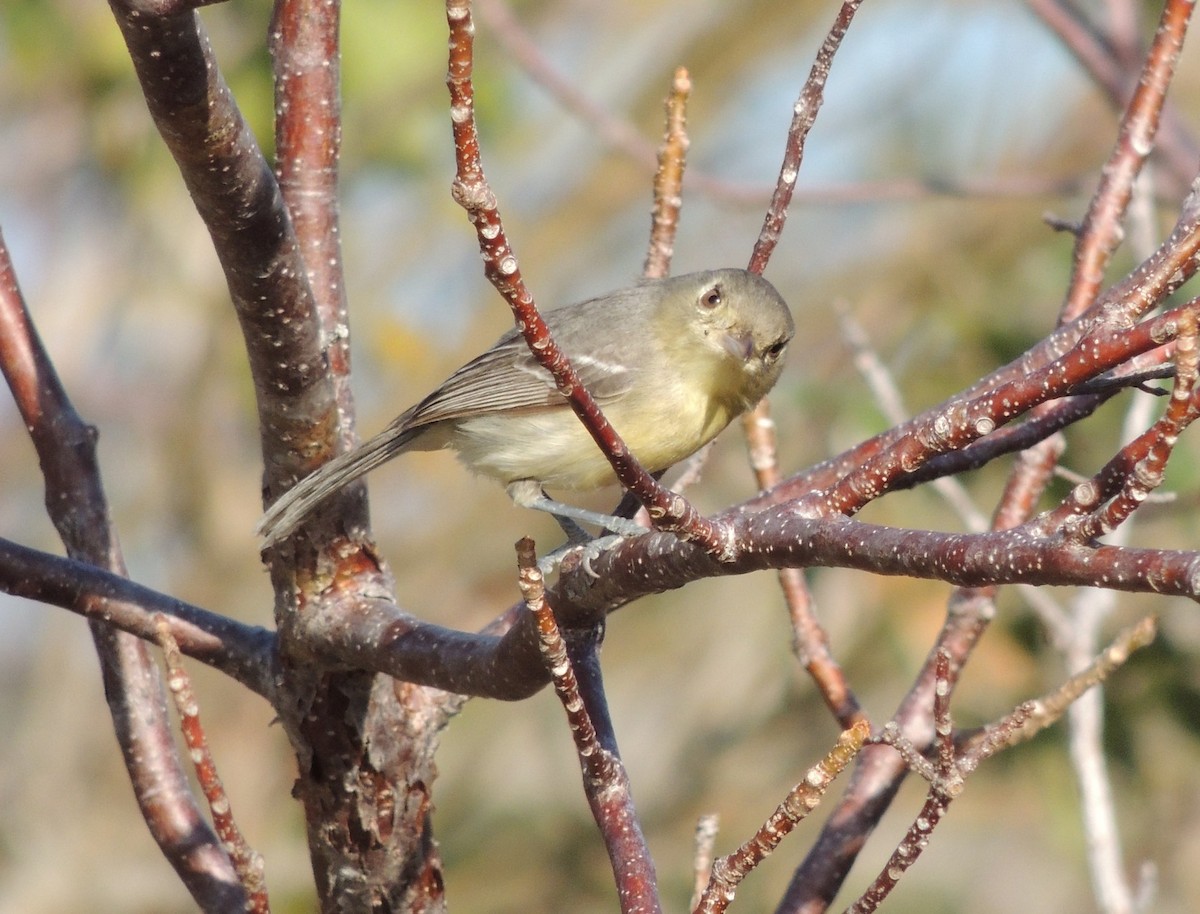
[644,67,691,280]
[741,394,863,728]
[693,722,869,914]
[516,538,661,914]
[964,615,1157,757]
[445,0,729,555]
[748,0,864,274]
[1058,0,1195,321]
[691,815,720,913]
[857,617,1153,912]
[154,616,270,914]
[1027,0,1198,190]
[1079,312,1199,541]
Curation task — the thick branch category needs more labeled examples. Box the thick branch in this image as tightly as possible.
[281,511,1200,700]
[563,513,1200,620]
[107,0,331,496]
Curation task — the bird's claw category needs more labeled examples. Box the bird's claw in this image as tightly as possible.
[537,533,629,578]
[577,534,626,578]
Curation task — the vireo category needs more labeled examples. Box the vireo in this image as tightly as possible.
[257,268,794,545]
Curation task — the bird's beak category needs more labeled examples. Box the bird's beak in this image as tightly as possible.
[720,328,754,362]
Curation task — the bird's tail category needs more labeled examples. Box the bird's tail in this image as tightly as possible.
[256,423,419,546]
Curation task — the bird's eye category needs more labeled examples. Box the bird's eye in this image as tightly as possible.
[700,285,723,308]
[764,339,788,361]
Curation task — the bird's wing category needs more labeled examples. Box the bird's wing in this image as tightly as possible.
[400,317,639,431]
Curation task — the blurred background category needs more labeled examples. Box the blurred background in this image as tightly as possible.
[1,0,1199,911]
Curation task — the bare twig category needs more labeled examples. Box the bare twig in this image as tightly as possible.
[691,815,720,913]
[741,389,863,729]
[1058,0,1195,320]
[643,67,691,280]
[1027,0,1199,190]
[693,722,868,914]
[516,538,661,914]
[154,616,270,914]
[747,0,864,274]
[858,617,1153,912]
[445,0,729,554]
[851,654,972,913]
[1063,311,1199,542]
[965,616,1157,756]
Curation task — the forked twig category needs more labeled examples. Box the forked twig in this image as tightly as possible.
[859,618,1156,912]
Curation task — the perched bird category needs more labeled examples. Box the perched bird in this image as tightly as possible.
[257,268,794,546]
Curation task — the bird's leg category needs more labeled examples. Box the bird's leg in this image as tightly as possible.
[553,514,593,545]
[506,480,648,538]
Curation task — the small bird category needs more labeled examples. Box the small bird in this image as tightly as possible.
[257,268,794,546]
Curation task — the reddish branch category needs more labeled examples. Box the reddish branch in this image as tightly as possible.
[971,615,1159,754]
[103,1,456,910]
[106,0,337,511]
[849,650,971,914]
[444,0,731,554]
[268,0,364,534]
[155,617,270,913]
[643,67,691,280]
[1047,311,1200,542]
[1060,0,1195,319]
[766,179,1200,514]
[747,0,864,274]
[271,0,347,336]
[836,309,1182,515]
[27,496,1186,708]
[1028,0,1199,191]
[518,540,661,914]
